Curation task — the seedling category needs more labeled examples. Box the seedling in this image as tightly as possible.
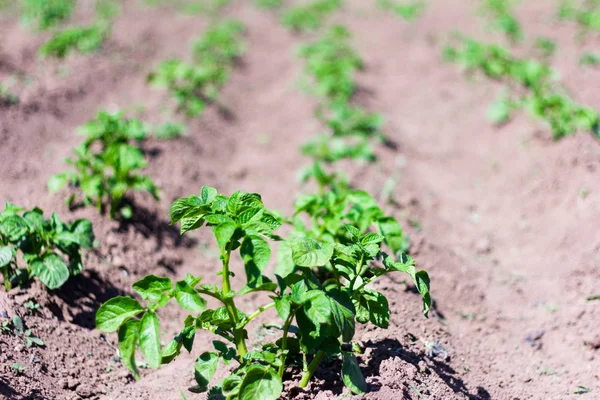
[148,21,245,118]
[2,315,44,348]
[580,52,600,67]
[255,0,283,9]
[49,111,160,219]
[281,0,341,32]
[298,25,363,104]
[534,38,557,60]
[96,186,430,398]
[574,385,592,394]
[0,203,94,290]
[480,0,523,43]
[444,35,600,139]
[558,0,600,37]
[39,24,108,58]
[11,363,26,374]
[20,0,74,31]
[0,83,19,107]
[377,0,426,21]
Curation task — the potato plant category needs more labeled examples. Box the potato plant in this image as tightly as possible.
[558,0,600,37]
[39,24,108,58]
[49,111,160,219]
[480,0,523,43]
[148,20,245,118]
[0,203,94,290]
[377,0,426,21]
[298,25,363,104]
[96,186,430,398]
[444,35,600,138]
[20,0,74,31]
[281,0,342,32]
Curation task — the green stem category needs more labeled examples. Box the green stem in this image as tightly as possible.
[299,351,326,388]
[220,241,248,357]
[241,302,275,328]
[278,311,296,377]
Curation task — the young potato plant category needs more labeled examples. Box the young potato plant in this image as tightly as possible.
[281,0,342,32]
[20,0,74,31]
[0,83,19,107]
[148,20,245,117]
[298,25,363,104]
[49,111,160,219]
[39,24,108,58]
[96,186,431,398]
[558,0,600,37]
[255,0,283,9]
[480,0,523,43]
[444,35,600,139]
[0,203,94,290]
[377,0,426,21]
[302,103,386,164]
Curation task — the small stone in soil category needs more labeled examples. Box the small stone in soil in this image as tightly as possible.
[524,330,544,349]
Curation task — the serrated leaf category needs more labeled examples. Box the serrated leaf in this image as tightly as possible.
[118,319,140,379]
[139,311,161,369]
[96,296,144,332]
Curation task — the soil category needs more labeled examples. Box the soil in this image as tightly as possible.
[1,0,599,399]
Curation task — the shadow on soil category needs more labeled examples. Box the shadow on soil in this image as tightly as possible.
[52,269,129,330]
[0,376,43,400]
[116,201,197,251]
[306,338,490,399]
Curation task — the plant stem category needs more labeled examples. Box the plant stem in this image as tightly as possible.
[242,302,275,328]
[278,311,296,377]
[299,350,326,388]
[220,241,248,357]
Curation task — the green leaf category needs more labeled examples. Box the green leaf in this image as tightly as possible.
[132,275,172,301]
[192,352,219,393]
[48,173,69,193]
[377,217,405,255]
[238,365,283,400]
[96,296,144,332]
[0,246,13,267]
[356,289,389,329]
[175,280,207,312]
[118,319,141,379]
[213,222,237,253]
[0,215,28,242]
[328,291,356,342]
[139,311,162,369]
[241,235,271,284]
[304,292,332,325]
[291,239,333,267]
[199,186,218,205]
[341,352,367,394]
[30,253,70,290]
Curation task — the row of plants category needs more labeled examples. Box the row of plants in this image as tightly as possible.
[148,19,246,118]
[444,34,600,139]
[94,5,432,399]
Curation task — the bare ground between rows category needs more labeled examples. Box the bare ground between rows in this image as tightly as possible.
[1,0,600,399]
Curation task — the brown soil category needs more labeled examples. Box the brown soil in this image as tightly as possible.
[1,1,599,399]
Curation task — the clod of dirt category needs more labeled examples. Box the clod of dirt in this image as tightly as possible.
[76,384,95,398]
[525,330,544,350]
[474,236,493,254]
[583,334,600,350]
